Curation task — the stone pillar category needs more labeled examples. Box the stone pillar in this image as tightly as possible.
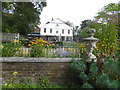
[84,29,99,62]
[65,36,66,41]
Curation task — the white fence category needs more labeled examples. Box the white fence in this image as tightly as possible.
[1,33,19,42]
[17,46,81,58]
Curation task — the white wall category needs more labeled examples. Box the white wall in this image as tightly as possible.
[40,18,73,37]
[40,28,72,36]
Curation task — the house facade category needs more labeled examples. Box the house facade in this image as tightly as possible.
[38,18,73,42]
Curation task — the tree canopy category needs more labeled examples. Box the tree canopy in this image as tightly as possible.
[2,1,47,36]
[79,3,119,39]
[78,2,119,54]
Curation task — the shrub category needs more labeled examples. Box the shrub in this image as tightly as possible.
[96,73,111,88]
[30,45,45,57]
[29,37,55,57]
[2,42,21,57]
[96,73,118,88]
[70,53,120,88]
[2,73,66,88]
[81,83,93,88]
[103,55,120,82]
[56,41,63,46]
[70,60,86,73]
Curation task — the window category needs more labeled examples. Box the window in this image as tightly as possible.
[56,31,58,33]
[50,29,52,33]
[62,29,64,34]
[44,28,46,33]
[56,24,59,26]
[68,30,70,34]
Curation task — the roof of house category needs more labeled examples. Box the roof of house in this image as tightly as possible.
[40,18,73,29]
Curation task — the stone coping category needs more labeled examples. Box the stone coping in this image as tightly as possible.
[0,57,81,62]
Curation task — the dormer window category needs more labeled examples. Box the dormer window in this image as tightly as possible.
[56,24,59,26]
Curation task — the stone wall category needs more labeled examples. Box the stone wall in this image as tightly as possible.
[1,57,81,86]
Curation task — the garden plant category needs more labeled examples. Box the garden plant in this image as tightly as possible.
[2,72,66,88]
[70,48,120,88]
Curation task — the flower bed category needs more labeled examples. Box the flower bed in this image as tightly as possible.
[1,38,82,58]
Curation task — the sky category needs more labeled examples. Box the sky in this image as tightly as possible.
[40,0,119,26]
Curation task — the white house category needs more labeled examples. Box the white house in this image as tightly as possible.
[39,18,73,41]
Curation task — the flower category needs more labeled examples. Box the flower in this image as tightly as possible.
[11,40,19,43]
[14,40,19,43]
[49,48,75,57]
[52,44,55,46]
[13,72,17,75]
[28,44,32,46]
[22,51,28,55]
[117,42,120,44]
[95,47,98,50]
[19,48,22,50]
[5,83,7,86]
[0,45,4,48]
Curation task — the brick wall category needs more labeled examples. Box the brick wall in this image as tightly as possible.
[34,28,40,33]
[1,57,81,86]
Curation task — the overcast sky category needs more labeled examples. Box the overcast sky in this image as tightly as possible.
[40,0,119,26]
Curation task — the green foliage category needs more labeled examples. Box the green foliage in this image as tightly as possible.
[19,77,33,85]
[94,3,119,42]
[56,41,63,46]
[2,42,20,57]
[2,2,46,36]
[78,27,90,38]
[38,76,67,88]
[80,20,92,30]
[2,74,66,88]
[96,73,111,88]
[2,83,37,88]
[94,23,118,55]
[19,35,27,40]
[70,53,120,88]
[81,83,93,88]
[79,20,101,38]
[29,38,54,57]
[110,80,119,88]
[79,72,88,82]
[89,63,98,74]
[30,45,45,57]
[96,74,118,88]
[103,56,119,81]
[79,3,119,55]
[104,3,118,12]
[39,76,50,88]
[70,60,86,72]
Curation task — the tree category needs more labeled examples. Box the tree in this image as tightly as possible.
[2,1,47,36]
[73,26,79,41]
[80,19,92,30]
[78,3,119,54]
[95,3,119,38]
[94,3,119,54]
[78,19,101,38]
